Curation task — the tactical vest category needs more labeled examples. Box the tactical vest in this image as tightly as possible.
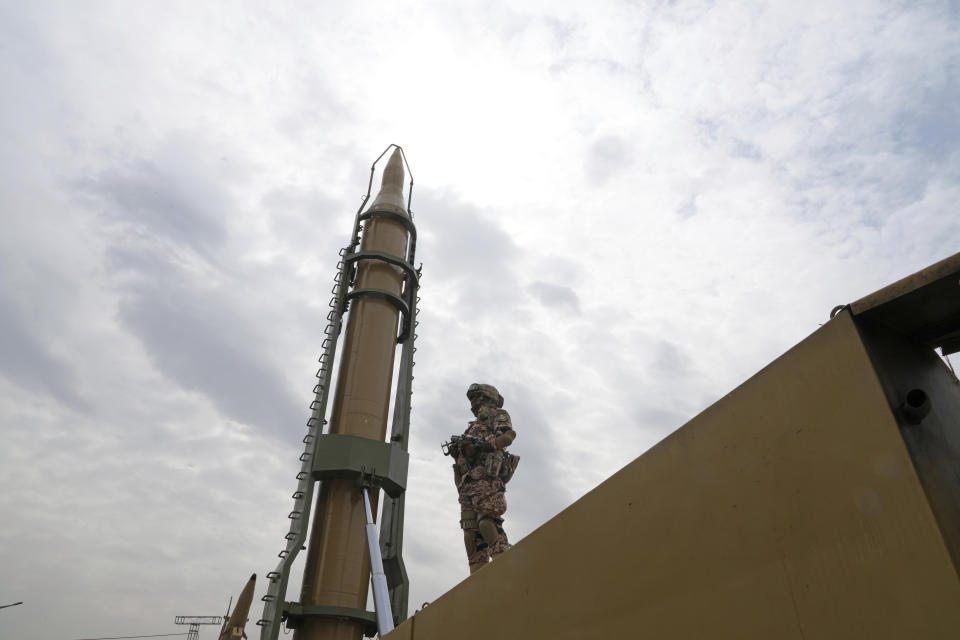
[456,410,520,484]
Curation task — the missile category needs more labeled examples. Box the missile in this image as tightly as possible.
[220,574,256,640]
[373,147,406,212]
[298,148,411,640]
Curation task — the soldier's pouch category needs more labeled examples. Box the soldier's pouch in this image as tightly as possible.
[484,453,503,479]
[499,452,520,484]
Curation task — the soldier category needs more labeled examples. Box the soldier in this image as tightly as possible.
[446,383,519,574]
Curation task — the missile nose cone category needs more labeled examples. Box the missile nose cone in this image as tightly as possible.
[382,147,404,190]
[368,147,407,216]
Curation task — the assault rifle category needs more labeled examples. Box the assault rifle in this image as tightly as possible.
[441,434,492,457]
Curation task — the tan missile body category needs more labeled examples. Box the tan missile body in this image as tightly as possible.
[297,149,410,640]
[220,574,256,640]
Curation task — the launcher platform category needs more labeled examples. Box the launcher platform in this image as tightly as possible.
[388,252,960,640]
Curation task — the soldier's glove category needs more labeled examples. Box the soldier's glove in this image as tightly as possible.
[477,437,495,452]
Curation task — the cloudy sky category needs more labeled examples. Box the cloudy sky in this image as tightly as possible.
[1,1,958,638]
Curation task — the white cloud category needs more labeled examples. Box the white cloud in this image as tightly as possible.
[0,1,957,638]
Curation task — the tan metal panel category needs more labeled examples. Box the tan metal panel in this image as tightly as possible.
[387,617,413,640]
[396,311,960,639]
[850,250,960,315]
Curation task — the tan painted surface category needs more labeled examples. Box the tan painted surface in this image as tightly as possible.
[850,250,960,315]
[390,311,960,639]
[299,149,410,640]
[387,616,412,640]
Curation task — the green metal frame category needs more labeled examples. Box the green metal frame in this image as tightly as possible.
[311,434,409,498]
[344,246,420,342]
[282,604,378,638]
[379,298,416,623]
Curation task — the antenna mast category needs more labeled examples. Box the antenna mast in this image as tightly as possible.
[174,615,223,640]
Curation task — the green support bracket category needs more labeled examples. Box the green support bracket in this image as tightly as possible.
[311,434,409,498]
[282,603,378,638]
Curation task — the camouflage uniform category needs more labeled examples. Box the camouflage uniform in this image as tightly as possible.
[454,384,517,574]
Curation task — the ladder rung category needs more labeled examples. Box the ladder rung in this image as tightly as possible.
[289,511,302,519]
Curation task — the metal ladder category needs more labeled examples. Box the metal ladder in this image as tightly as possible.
[257,244,350,638]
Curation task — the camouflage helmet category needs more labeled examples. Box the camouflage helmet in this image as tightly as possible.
[466,383,503,408]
